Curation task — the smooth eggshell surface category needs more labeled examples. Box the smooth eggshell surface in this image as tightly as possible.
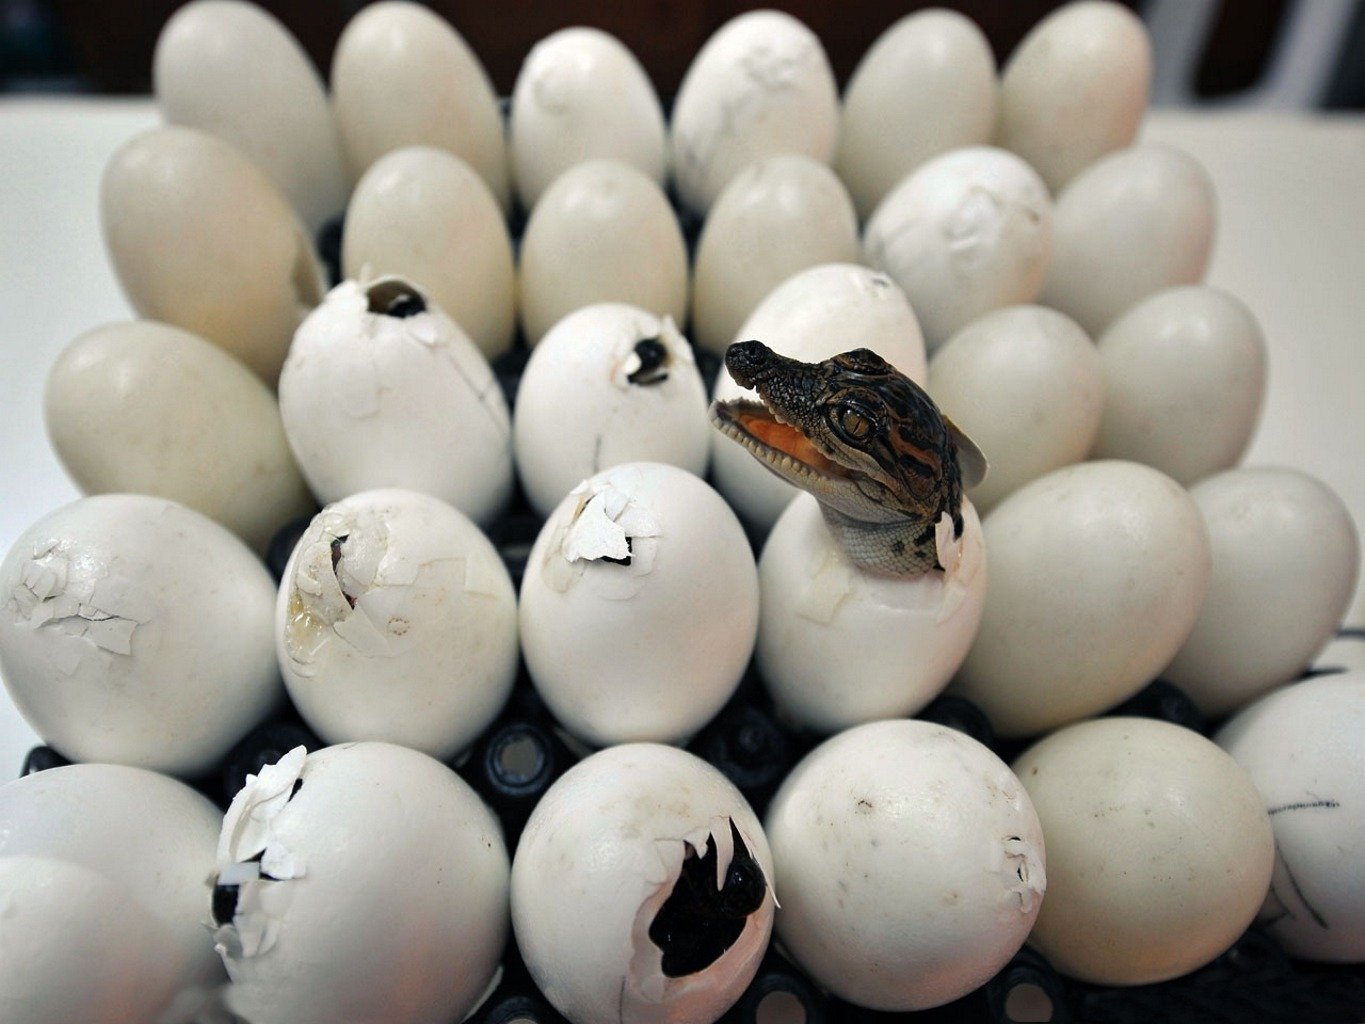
[1216,673,1365,962]
[1092,286,1267,485]
[330,0,509,206]
[511,743,775,1024]
[1041,143,1215,337]
[1163,468,1360,716]
[215,743,509,1024]
[863,146,1053,352]
[277,489,517,760]
[950,460,1210,737]
[757,493,986,732]
[671,10,839,215]
[836,9,997,220]
[100,125,325,385]
[0,495,281,775]
[342,146,516,359]
[153,0,348,232]
[928,305,1103,514]
[44,320,314,552]
[996,0,1151,193]
[513,305,709,518]
[1015,718,1275,985]
[510,27,667,209]
[710,263,927,531]
[518,463,758,747]
[690,154,860,355]
[518,160,688,345]
[766,720,1045,1011]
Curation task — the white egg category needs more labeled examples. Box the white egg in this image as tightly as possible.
[510,27,667,209]
[44,320,314,552]
[863,146,1053,352]
[996,0,1152,194]
[0,495,280,776]
[277,489,517,760]
[670,10,839,215]
[690,154,860,356]
[1217,673,1365,962]
[1041,143,1216,337]
[0,763,229,1010]
[1163,468,1360,717]
[710,263,926,531]
[518,160,688,345]
[518,463,758,747]
[278,277,513,526]
[513,304,709,518]
[757,494,986,732]
[928,305,1103,514]
[342,146,516,359]
[950,461,1210,738]
[100,126,325,386]
[330,0,509,207]
[836,9,998,220]
[1092,286,1267,484]
[511,743,775,1024]
[766,720,1045,1010]
[153,0,348,233]
[214,743,508,1024]
[1015,718,1274,985]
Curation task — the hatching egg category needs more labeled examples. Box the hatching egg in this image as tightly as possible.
[214,743,508,1024]
[153,0,348,233]
[766,720,1045,1010]
[756,494,986,732]
[1162,468,1359,717]
[690,154,859,355]
[510,27,667,209]
[518,160,688,345]
[518,463,758,747]
[1216,672,1365,962]
[0,495,280,776]
[513,304,709,517]
[0,763,228,1011]
[342,145,516,359]
[511,743,775,1024]
[1092,286,1267,484]
[836,9,997,220]
[331,0,509,207]
[671,10,839,215]
[928,305,1103,514]
[996,1,1152,194]
[1041,143,1216,337]
[1016,718,1274,985]
[863,147,1053,352]
[276,489,517,760]
[100,125,325,385]
[950,460,1210,738]
[278,277,513,526]
[710,263,926,531]
[44,320,314,552]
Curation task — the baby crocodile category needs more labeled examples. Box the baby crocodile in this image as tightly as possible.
[710,340,986,577]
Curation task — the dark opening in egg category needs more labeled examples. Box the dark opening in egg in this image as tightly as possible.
[627,337,670,386]
[364,279,427,318]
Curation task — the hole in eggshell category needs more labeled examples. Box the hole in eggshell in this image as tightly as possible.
[364,278,428,318]
[330,535,358,609]
[1004,982,1055,1022]
[627,337,670,386]
[756,990,807,1024]
[597,536,633,566]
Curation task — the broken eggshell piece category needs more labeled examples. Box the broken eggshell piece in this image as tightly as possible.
[511,743,775,1024]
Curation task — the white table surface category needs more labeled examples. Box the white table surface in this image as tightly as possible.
[1,97,1363,773]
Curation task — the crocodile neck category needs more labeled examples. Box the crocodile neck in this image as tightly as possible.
[818,506,941,576]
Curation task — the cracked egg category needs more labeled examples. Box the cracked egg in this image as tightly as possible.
[510,743,775,1024]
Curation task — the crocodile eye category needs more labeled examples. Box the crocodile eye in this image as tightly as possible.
[831,404,875,444]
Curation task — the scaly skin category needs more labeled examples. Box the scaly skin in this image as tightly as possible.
[710,341,985,577]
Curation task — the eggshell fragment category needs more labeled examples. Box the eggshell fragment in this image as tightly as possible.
[511,743,775,1024]
[950,461,1210,738]
[1216,673,1365,962]
[44,320,314,552]
[1015,718,1275,985]
[1163,468,1360,716]
[766,720,1045,1010]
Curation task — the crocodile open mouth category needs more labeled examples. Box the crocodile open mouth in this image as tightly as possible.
[709,399,851,483]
